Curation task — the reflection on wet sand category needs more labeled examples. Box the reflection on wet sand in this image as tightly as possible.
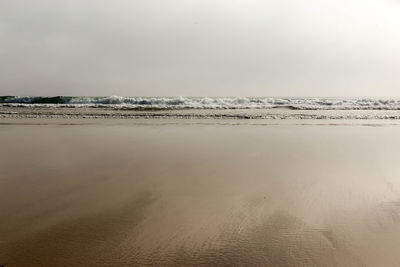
[2,192,158,266]
[2,120,400,266]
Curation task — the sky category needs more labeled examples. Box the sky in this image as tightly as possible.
[1,0,400,97]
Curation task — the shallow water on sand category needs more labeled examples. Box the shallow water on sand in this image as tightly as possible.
[1,119,400,266]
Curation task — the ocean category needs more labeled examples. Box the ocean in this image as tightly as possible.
[2,96,400,121]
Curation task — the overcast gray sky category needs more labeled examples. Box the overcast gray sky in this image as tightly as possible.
[1,0,400,97]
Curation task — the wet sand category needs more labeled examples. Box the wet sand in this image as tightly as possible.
[1,119,400,266]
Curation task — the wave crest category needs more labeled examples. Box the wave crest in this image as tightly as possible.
[2,96,400,110]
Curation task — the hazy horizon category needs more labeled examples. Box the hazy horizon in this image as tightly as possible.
[1,0,400,97]
[3,95,400,99]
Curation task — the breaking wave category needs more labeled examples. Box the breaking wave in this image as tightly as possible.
[2,96,400,110]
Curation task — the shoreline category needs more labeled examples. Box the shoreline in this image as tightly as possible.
[2,106,400,122]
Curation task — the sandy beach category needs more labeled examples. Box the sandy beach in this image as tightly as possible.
[1,118,400,266]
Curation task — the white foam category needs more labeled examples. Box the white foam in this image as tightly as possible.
[2,96,400,110]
